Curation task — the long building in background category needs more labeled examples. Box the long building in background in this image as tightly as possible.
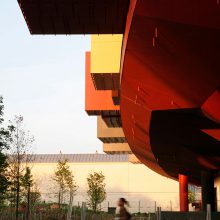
[29,154,180,213]
[18,0,220,212]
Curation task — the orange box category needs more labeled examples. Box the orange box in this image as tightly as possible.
[85,52,119,115]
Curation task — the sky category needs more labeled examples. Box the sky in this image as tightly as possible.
[0,1,103,154]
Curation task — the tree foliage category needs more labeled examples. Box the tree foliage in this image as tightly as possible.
[87,171,106,212]
[53,159,78,207]
[21,167,41,211]
[0,97,10,204]
[6,115,35,219]
[21,167,34,202]
[188,190,196,204]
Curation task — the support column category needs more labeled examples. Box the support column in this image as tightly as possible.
[179,174,188,211]
[201,171,215,211]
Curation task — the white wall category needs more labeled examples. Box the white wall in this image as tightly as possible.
[215,176,220,211]
[31,161,179,213]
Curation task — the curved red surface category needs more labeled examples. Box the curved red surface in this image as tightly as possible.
[120,0,220,184]
[202,88,220,124]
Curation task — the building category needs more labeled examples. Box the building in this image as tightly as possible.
[30,154,179,213]
[18,0,220,212]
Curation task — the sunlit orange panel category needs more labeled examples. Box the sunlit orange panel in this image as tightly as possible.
[85,52,119,115]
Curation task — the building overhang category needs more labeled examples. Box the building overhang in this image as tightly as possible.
[18,0,129,35]
[103,143,132,154]
[97,116,126,143]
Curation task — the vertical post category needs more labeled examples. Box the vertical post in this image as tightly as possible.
[201,171,215,211]
[156,207,159,220]
[206,204,211,220]
[159,207,161,220]
[179,174,188,211]
[156,207,161,220]
[81,202,86,220]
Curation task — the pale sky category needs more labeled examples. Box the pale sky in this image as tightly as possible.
[0,1,103,153]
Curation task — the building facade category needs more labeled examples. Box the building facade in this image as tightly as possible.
[18,0,220,212]
[30,154,179,213]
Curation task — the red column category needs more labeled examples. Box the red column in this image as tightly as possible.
[179,174,188,211]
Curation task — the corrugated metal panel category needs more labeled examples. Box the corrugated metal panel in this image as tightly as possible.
[18,0,129,35]
[26,154,129,163]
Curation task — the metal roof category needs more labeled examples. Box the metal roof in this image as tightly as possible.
[29,154,129,163]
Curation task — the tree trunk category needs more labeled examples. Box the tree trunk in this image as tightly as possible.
[66,191,73,220]
[16,171,20,220]
[58,191,61,209]
[26,184,30,220]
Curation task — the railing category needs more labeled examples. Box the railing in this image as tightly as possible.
[0,210,114,220]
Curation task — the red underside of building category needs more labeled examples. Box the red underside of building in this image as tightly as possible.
[121,0,220,185]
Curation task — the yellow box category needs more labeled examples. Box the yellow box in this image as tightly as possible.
[91,35,123,74]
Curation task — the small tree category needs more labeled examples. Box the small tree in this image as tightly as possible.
[188,185,196,204]
[20,167,41,219]
[21,167,34,200]
[21,167,34,220]
[65,164,78,220]
[87,171,106,213]
[7,115,34,220]
[53,159,78,210]
[188,190,196,204]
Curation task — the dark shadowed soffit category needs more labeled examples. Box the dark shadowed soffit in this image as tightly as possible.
[18,0,130,35]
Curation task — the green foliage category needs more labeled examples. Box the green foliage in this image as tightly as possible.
[87,171,106,212]
[21,167,33,189]
[0,97,10,204]
[53,159,78,206]
[188,190,196,204]
[29,189,41,207]
[21,167,34,204]
[23,183,41,209]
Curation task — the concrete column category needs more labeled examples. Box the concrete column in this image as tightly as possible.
[179,174,188,211]
[201,170,215,211]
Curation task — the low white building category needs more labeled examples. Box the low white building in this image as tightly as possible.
[30,154,180,213]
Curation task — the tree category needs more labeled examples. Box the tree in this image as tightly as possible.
[21,167,34,201]
[188,185,196,204]
[21,167,41,220]
[87,171,106,213]
[0,96,11,204]
[0,152,8,205]
[65,163,78,220]
[7,115,34,220]
[188,190,196,204]
[21,166,33,219]
[53,159,78,211]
